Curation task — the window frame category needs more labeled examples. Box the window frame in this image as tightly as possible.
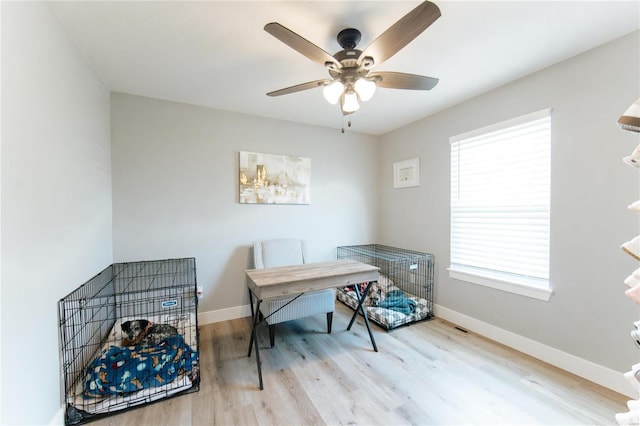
[448,108,552,301]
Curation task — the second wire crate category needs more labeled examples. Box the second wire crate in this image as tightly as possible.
[337,244,434,330]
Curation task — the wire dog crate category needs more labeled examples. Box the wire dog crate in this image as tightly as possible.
[337,244,434,330]
[58,258,199,425]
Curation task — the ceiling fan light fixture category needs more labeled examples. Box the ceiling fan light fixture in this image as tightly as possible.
[618,98,640,132]
[341,91,360,113]
[264,1,442,120]
[323,80,344,105]
[354,78,377,102]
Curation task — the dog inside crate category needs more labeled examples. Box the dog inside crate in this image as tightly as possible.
[59,258,200,425]
[82,314,198,398]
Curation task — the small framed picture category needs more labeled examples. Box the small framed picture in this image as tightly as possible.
[393,157,420,189]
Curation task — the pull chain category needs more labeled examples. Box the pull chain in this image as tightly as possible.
[341,117,353,134]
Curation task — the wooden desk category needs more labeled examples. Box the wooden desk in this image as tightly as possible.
[245,260,379,389]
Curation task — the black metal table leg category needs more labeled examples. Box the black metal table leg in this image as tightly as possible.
[247,293,306,390]
[247,293,259,356]
[253,317,263,390]
[347,282,366,329]
[249,288,255,319]
[247,298,264,389]
[346,282,378,352]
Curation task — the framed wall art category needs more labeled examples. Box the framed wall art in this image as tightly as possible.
[393,157,420,189]
[239,151,310,204]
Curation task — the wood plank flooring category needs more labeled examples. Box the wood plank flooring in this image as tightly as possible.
[91,303,628,425]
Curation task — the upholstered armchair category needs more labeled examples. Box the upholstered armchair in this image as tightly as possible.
[253,239,335,347]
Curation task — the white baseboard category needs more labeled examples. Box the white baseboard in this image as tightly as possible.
[434,304,635,398]
[49,407,64,425]
[198,304,251,325]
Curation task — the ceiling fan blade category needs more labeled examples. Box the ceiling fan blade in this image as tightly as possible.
[371,72,439,90]
[357,1,441,66]
[265,23,341,69]
[267,79,330,97]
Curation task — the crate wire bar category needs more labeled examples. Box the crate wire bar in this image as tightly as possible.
[337,245,434,330]
[58,258,199,425]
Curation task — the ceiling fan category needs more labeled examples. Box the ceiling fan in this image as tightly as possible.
[265,1,441,116]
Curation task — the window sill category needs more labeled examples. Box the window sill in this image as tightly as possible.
[448,267,552,301]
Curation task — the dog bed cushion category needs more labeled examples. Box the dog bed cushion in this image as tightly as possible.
[83,334,197,397]
[337,276,430,329]
[68,313,198,415]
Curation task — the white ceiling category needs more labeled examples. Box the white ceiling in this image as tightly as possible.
[51,1,640,135]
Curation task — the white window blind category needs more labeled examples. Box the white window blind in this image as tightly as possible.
[450,109,551,298]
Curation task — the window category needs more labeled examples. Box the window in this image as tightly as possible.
[449,109,552,301]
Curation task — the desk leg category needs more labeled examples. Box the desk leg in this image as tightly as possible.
[247,292,257,356]
[249,288,255,319]
[247,292,306,390]
[247,298,264,390]
[346,282,378,352]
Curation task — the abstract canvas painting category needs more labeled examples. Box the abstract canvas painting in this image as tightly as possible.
[239,151,310,204]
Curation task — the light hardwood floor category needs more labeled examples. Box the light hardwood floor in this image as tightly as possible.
[92,303,628,425]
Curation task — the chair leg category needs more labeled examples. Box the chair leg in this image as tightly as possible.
[269,324,276,348]
[327,312,333,334]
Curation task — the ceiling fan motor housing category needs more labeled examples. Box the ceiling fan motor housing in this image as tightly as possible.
[337,28,361,50]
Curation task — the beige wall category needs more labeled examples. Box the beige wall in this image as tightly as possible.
[110,93,380,314]
[378,31,640,374]
[1,2,113,425]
